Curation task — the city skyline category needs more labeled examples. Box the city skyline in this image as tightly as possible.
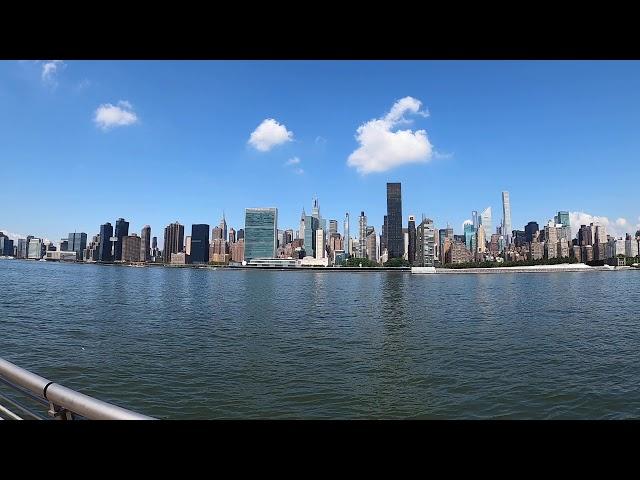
[2,61,640,243]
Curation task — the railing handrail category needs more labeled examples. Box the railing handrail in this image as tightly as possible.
[0,357,155,420]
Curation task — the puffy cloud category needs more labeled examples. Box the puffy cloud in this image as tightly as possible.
[41,60,66,86]
[569,212,635,238]
[248,118,293,152]
[94,100,139,130]
[0,230,25,242]
[347,96,433,174]
[284,156,300,166]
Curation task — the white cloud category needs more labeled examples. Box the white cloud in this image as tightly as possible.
[94,100,139,131]
[569,212,635,238]
[0,230,26,242]
[41,60,66,86]
[294,168,304,175]
[248,118,293,152]
[347,96,433,174]
[285,156,300,166]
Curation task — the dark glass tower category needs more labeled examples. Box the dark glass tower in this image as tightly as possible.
[525,221,539,243]
[98,222,113,262]
[408,216,416,264]
[190,224,210,264]
[386,182,403,259]
[114,218,129,261]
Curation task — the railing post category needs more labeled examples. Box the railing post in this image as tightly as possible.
[48,402,74,420]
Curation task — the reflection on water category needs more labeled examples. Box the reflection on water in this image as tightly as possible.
[2,260,640,419]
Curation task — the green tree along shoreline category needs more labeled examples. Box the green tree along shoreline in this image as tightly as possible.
[443,257,579,269]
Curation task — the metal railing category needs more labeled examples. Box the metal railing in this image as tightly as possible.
[0,357,155,420]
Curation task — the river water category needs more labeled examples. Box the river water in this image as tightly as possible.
[2,260,639,419]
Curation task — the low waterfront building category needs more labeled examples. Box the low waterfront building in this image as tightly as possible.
[246,258,299,268]
[300,256,329,267]
[170,252,189,265]
[211,253,231,264]
[582,245,594,262]
[45,250,78,261]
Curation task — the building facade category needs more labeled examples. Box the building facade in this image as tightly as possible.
[98,222,113,262]
[190,224,210,264]
[386,182,403,259]
[163,222,185,264]
[244,208,278,261]
[121,234,141,262]
[416,217,436,267]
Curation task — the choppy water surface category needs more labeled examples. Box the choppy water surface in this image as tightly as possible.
[2,260,640,419]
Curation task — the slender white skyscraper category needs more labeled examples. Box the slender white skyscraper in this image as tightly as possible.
[344,212,350,256]
[502,191,512,243]
[480,207,492,238]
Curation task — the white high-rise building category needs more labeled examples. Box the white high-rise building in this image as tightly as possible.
[502,191,511,244]
[358,211,367,258]
[480,207,492,239]
[315,229,325,259]
[344,212,350,256]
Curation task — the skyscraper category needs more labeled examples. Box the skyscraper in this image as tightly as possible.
[555,211,571,241]
[304,215,319,257]
[358,211,367,258]
[329,220,338,236]
[0,233,14,256]
[141,225,151,262]
[416,217,436,267]
[408,215,416,264]
[229,228,236,245]
[190,224,210,264]
[386,182,403,259]
[98,222,113,262]
[463,221,475,251]
[344,212,350,256]
[163,222,185,263]
[366,228,377,262]
[122,234,141,262]
[315,228,325,260]
[244,208,278,261]
[114,218,129,261]
[67,232,87,261]
[480,207,492,239]
[212,226,223,240]
[219,214,228,244]
[381,215,388,256]
[502,191,512,244]
[299,208,306,244]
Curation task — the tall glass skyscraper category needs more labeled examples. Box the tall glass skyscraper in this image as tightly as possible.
[98,222,113,262]
[464,221,475,251]
[480,207,492,238]
[386,182,403,259]
[304,215,319,257]
[68,232,87,260]
[502,191,512,244]
[141,225,151,262]
[190,224,210,264]
[114,218,129,261]
[244,208,278,261]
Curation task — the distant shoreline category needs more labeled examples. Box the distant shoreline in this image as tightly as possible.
[4,258,637,274]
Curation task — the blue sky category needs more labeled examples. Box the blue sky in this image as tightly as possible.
[1,60,639,246]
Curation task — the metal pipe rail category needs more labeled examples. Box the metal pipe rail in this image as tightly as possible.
[0,357,155,420]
